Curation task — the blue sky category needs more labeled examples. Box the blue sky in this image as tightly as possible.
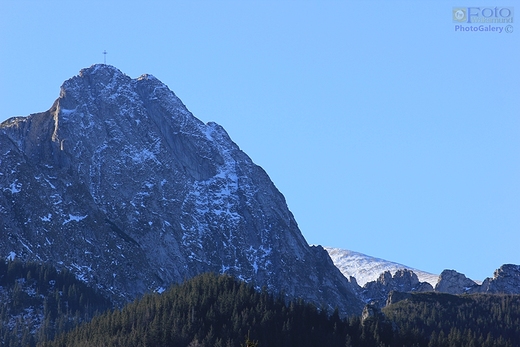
[1,1,518,281]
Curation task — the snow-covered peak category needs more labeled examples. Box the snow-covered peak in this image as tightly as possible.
[324,247,439,287]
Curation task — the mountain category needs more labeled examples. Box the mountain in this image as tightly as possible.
[326,247,520,301]
[324,247,439,286]
[0,64,362,315]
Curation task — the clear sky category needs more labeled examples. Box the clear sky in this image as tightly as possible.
[1,1,518,281]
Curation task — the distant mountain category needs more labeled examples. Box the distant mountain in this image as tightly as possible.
[0,65,362,315]
[324,247,439,286]
[325,247,520,303]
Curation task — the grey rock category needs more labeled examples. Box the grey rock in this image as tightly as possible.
[479,264,520,294]
[385,291,412,306]
[361,302,382,324]
[0,65,363,315]
[434,269,479,294]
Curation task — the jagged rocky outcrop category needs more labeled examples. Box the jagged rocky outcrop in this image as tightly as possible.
[0,65,363,315]
[478,264,520,294]
[433,266,520,295]
[361,269,433,307]
[362,265,520,308]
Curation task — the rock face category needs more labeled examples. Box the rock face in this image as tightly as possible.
[361,302,383,324]
[0,65,363,315]
[362,269,433,306]
[434,270,479,294]
[385,291,412,306]
[434,266,520,295]
[479,264,520,294]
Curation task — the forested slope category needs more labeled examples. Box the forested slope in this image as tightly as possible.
[43,273,355,347]
[2,264,520,347]
[383,292,520,346]
[42,273,520,347]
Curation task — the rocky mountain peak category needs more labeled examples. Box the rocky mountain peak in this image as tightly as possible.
[480,264,520,294]
[493,264,520,279]
[0,65,363,315]
[434,270,479,294]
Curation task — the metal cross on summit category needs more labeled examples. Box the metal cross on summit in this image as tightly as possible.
[103,50,107,64]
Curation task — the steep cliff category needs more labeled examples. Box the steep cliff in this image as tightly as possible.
[0,65,362,315]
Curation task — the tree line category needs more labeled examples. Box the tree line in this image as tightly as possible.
[43,273,520,347]
[2,260,520,346]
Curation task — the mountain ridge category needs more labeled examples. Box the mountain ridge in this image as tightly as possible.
[324,247,439,286]
[325,247,520,303]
